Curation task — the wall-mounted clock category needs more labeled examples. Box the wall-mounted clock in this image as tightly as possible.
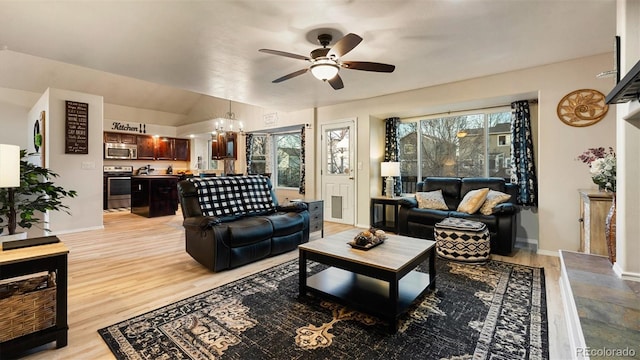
[557,89,609,127]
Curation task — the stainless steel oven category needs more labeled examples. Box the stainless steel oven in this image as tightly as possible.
[103,166,133,209]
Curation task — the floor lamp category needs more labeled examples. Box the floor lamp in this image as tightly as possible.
[381,162,400,198]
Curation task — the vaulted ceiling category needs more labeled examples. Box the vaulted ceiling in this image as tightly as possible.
[0,0,616,121]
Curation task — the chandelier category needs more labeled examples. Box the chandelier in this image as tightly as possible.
[212,100,243,136]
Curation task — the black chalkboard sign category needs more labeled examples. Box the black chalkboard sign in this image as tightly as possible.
[65,100,89,154]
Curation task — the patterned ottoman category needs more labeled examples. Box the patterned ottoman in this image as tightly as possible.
[434,217,490,262]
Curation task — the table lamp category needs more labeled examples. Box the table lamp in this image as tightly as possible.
[381,161,400,198]
[0,144,20,188]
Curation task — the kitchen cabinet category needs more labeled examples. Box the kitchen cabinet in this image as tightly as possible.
[135,136,190,161]
[578,189,612,256]
[104,132,137,144]
[211,132,237,160]
[131,176,179,217]
[173,138,190,161]
[155,136,173,160]
[136,135,156,160]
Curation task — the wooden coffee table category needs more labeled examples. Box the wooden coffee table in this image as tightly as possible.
[298,229,436,332]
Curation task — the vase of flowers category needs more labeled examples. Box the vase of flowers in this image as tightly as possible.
[577,147,616,263]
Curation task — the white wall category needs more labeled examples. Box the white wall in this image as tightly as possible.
[316,53,617,254]
[45,88,104,235]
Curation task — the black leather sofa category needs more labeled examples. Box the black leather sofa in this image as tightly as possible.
[398,177,519,255]
[177,175,309,271]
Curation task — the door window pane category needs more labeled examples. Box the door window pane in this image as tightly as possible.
[326,127,350,175]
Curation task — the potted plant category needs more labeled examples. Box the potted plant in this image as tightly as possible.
[0,150,77,236]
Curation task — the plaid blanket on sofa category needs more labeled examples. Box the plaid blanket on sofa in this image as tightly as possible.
[190,175,275,219]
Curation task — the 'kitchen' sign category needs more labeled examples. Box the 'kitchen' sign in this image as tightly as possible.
[110,122,147,134]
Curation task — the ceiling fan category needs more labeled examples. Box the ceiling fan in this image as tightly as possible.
[259,33,395,90]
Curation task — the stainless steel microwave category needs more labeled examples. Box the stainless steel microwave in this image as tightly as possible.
[104,143,137,160]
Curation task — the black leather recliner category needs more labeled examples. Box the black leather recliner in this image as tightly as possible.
[398,177,519,255]
[177,176,309,272]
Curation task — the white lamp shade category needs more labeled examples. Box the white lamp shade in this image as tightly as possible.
[381,161,400,177]
[0,144,20,187]
[310,61,339,81]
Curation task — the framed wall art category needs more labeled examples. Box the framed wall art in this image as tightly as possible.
[557,89,609,127]
[65,100,89,154]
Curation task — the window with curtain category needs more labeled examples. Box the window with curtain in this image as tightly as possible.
[398,108,512,180]
[274,133,302,188]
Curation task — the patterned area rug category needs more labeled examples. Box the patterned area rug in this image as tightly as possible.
[99,258,548,359]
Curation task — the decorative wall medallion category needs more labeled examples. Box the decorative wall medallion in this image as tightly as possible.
[557,89,609,127]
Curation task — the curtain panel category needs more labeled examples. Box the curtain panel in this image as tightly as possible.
[299,125,306,194]
[383,117,401,196]
[510,100,538,206]
[245,133,254,174]
[265,134,273,175]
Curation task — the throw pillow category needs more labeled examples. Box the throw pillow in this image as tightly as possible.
[479,190,512,215]
[416,190,448,210]
[456,188,490,214]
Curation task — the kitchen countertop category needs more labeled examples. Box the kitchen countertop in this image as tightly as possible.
[132,175,181,179]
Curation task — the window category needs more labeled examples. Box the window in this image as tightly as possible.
[398,108,512,181]
[274,133,301,188]
[249,135,267,175]
[497,134,510,146]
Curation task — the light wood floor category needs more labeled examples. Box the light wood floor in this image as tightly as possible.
[19,211,571,359]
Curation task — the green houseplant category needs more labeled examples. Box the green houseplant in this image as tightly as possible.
[0,150,77,235]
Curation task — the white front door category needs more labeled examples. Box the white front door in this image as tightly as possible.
[321,120,355,225]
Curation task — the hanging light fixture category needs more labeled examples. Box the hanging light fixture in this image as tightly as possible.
[212,100,244,134]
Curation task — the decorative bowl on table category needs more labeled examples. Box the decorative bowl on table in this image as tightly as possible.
[347,228,387,250]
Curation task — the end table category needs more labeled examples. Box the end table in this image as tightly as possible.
[370,196,404,233]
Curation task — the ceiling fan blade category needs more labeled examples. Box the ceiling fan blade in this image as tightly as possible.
[259,49,311,61]
[328,74,344,90]
[272,68,309,83]
[327,33,362,58]
[341,61,395,73]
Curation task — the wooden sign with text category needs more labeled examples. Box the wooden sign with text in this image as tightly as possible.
[65,101,89,154]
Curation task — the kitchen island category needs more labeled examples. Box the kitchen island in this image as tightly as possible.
[131,175,179,218]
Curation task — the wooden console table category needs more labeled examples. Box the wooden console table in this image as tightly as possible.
[0,239,69,358]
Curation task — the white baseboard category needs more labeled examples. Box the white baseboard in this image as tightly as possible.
[613,262,640,282]
[537,248,560,257]
[51,225,104,236]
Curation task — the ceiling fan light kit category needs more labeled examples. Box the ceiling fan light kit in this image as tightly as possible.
[310,60,339,81]
[259,32,395,90]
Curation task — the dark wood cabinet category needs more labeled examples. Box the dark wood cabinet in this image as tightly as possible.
[173,138,190,161]
[104,132,136,144]
[105,132,190,161]
[155,137,173,160]
[136,135,156,160]
[211,132,237,160]
[131,176,179,217]
[224,132,237,159]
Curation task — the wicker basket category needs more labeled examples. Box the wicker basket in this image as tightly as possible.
[0,272,57,342]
